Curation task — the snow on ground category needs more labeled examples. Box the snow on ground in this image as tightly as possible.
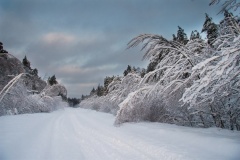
[0,108,239,160]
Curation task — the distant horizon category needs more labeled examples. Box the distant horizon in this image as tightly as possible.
[0,0,226,97]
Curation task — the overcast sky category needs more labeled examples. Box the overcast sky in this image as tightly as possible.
[0,0,225,97]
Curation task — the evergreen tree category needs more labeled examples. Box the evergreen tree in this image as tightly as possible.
[132,66,137,73]
[219,10,240,35]
[0,42,3,51]
[67,97,80,107]
[90,87,96,95]
[190,30,201,40]
[202,13,219,46]
[48,75,58,86]
[32,68,38,76]
[146,61,158,73]
[172,34,177,41]
[177,26,189,44]
[104,76,114,89]
[140,68,146,78]
[123,65,132,76]
[96,85,104,96]
[22,56,31,68]
[81,94,85,100]
[0,42,8,53]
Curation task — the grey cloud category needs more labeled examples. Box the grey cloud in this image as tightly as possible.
[0,0,227,97]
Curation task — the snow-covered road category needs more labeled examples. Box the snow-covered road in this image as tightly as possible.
[0,108,239,160]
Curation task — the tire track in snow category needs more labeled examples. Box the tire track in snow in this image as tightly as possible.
[66,109,186,160]
[1,108,239,160]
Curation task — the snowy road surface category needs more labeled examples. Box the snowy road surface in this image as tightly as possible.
[0,108,239,160]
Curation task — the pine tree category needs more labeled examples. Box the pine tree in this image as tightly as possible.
[48,75,58,86]
[172,34,177,41]
[123,65,132,76]
[219,10,240,35]
[132,66,137,73]
[22,56,31,68]
[146,61,158,73]
[190,30,201,40]
[90,87,96,95]
[104,76,114,89]
[0,42,3,51]
[81,94,85,100]
[67,97,80,107]
[177,26,189,44]
[96,85,104,96]
[32,68,38,76]
[202,13,218,46]
[0,42,8,53]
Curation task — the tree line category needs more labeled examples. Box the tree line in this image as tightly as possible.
[81,2,240,130]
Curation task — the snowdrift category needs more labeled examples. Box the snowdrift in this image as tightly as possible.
[0,73,67,116]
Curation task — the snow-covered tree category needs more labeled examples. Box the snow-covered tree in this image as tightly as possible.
[219,10,240,36]
[176,26,189,45]
[0,73,66,116]
[202,13,219,46]
[0,42,8,54]
[22,56,31,69]
[48,75,58,86]
[123,65,132,76]
[80,73,141,114]
[182,33,240,130]
[80,2,240,131]
[190,30,201,40]
[113,33,210,125]
[209,0,240,14]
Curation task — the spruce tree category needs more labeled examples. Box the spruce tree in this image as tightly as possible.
[177,26,189,44]
[0,42,3,51]
[146,61,158,73]
[81,95,85,100]
[22,56,31,68]
[90,87,96,95]
[96,85,104,96]
[123,65,132,76]
[32,68,38,76]
[172,34,177,41]
[202,13,218,46]
[190,30,201,40]
[48,75,58,86]
[219,10,240,35]
[104,76,114,89]
[0,42,8,53]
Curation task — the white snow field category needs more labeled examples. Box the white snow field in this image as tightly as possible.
[0,108,239,160]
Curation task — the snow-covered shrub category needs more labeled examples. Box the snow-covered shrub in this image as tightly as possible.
[0,73,66,116]
[41,83,67,98]
[114,86,152,125]
[80,73,141,114]
[80,95,117,113]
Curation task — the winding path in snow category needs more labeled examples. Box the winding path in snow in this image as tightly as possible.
[0,108,239,160]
